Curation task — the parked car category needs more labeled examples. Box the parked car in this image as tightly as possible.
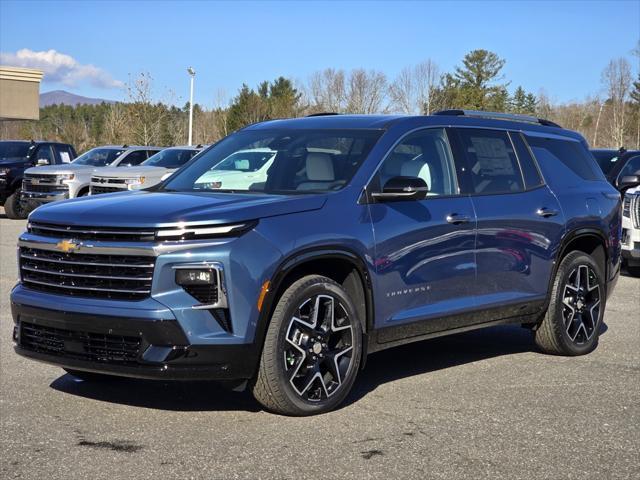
[21,145,164,214]
[591,148,640,275]
[12,110,632,415]
[621,188,640,276]
[0,140,76,219]
[90,145,205,195]
[194,148,277,190]
[591,148,640,187]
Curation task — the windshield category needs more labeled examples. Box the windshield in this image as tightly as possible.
[0,141,32,161]
[212,150,276,172]
[591,151,619,175]
[143,148,199,168]
[72,148,124,166]
[163,129,382,194]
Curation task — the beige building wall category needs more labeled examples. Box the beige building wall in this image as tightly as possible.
[0,66,44,120]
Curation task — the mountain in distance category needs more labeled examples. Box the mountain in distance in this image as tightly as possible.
[39,90,117,107]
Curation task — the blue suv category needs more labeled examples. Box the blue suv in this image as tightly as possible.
[11,110,626,415]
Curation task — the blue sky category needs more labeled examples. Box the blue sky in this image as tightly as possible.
[1,0,638,107]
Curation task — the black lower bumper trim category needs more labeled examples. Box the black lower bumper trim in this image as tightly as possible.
[12,302,259,381]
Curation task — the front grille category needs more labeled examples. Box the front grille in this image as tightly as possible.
[20,322,141,364]
[25,173,58,181]
[623,196,631,217]
[91,185,124,195]
[20,247,155,300]
[623,194,640,228]
[23,182,67,193]
[28,221,156,241]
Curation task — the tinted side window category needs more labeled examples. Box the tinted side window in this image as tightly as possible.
[619,155,640,178]
[510,132,544,189]
[456,129,524,194]
[119,150,147,166]
[57,146,73,163]
[526,136,601,181]
[35,145,54,164]
[376,128,458,197]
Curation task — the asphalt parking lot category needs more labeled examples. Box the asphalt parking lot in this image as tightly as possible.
[0,212,638,480]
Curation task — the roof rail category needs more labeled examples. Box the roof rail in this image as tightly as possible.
[306,112,340,117]
[433,109,562,128]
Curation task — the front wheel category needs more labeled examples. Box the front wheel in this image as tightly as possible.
[252,275,363,416]
[4,190,28,219]
[535,251,605,356]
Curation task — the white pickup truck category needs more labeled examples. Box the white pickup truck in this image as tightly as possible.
[90,145,205,195]
[21,145,162,209]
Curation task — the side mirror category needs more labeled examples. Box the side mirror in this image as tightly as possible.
[618,175,640,193]
[371,176,428,201]
[36,159,50,166]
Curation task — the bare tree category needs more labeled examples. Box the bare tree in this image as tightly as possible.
[389,60,440,114]
[346,68,387,114]
[308,68,347,112]
[602,58,632,147]
[103,103,129,144]
[125,72,167,146]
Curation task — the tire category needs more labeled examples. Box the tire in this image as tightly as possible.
[535,251,605,356]
[625,264,640,277]
[252,275,363,416]
[64,368,118,382]
[4,190,28,219]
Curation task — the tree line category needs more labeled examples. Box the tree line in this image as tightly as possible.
[1,48,639,152]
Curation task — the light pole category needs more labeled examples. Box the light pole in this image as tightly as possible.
[187,67,196,146]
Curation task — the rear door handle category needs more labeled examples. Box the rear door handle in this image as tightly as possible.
[446,213,471,225]
[536,207,559,218]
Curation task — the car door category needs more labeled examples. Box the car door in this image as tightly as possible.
[367,127,477,342]
[452,128,565,318]
[33,145,54,166]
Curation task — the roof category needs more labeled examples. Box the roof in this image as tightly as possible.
[246,115,405,130]
[0,66,44,83]
[244,113,585,142]
[0,139,71,146]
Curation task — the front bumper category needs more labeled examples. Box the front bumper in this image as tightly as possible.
[12,302,259,381]
[21,190,69,203]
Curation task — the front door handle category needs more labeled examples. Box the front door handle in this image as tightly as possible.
[536,207,559,218]
[446,213,471,225]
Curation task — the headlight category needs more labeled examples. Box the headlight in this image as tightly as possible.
[58,173,75,181]
[125,176,145,186]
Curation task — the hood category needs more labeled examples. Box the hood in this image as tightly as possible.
[24,164,95,175]
[92,166,168,178]
[0,159,28,168]
[29,190,327,227]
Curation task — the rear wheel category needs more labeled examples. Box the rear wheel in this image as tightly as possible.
[253,275,363,416]
[4,190,28,219]
[535,251,604,355]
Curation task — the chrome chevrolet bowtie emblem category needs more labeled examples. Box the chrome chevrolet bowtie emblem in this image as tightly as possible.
[56,239,79,253]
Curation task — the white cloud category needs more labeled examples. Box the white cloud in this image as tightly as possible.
[0,48,124,89]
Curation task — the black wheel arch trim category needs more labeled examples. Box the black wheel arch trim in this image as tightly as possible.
[254,246,375,367]
[544,227,610,311]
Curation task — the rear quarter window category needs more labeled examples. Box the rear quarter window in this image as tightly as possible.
[525,135,603,183]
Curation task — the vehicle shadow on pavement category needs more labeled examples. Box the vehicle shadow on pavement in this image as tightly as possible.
[49,375,261,412]
[343,322,606,408]
[48,322,608,413]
